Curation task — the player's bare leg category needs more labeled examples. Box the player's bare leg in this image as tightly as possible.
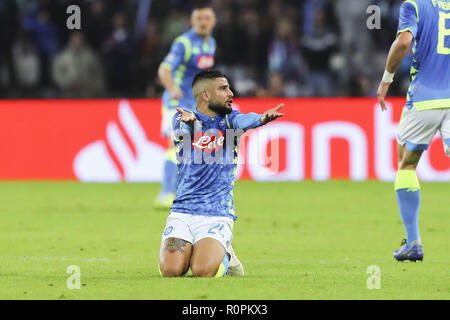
[159,237,192,277]
[393,144,424,261]
[190,238,227,278]
[398,144,423,170]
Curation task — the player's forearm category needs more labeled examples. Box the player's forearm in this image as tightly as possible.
[158,64,178,91]
[233,113,263,131]
[385,33,413,73]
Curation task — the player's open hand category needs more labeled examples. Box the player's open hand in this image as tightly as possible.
[377,81,390,112]
[260,104,284,125]
[176,107,196,126]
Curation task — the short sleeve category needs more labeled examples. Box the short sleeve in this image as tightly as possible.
[397,1,419,38]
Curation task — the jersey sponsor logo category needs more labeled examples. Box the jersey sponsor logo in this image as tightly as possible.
[192,131,225,152]
[196,55,214,69]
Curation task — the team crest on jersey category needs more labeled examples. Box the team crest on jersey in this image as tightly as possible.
[163,226,173,236]
[192,131,224,152]
[197,55,214,69]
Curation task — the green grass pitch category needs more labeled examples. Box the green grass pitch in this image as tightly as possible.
[0,181,449,300]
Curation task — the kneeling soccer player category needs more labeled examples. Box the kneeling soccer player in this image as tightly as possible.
[159,69,284,277]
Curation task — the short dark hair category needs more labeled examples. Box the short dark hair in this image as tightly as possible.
[192,69,226,88]
[193,0,212,10]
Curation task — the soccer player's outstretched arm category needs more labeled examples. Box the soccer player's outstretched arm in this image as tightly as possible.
[260,104,285,125]
[232,104,284,131]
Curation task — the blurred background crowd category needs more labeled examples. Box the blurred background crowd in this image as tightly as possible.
[0,0,414,99]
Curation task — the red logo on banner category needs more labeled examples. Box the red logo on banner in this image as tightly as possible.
[73,100,166,182]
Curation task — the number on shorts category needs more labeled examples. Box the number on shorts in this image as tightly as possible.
[438,11,450,55]
[208,223,225,238]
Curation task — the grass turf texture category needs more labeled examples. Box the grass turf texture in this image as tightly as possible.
[0,181,449,300]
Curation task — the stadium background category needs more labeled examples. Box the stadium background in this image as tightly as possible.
[1,0,412,99]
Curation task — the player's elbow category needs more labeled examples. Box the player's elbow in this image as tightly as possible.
[158,64,170,80]
[395,33,413,50]
[396,39,411,51]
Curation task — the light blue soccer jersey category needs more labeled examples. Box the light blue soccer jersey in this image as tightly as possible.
[160,29,216,110]
[170,109,262,220]
[398,0,450,110]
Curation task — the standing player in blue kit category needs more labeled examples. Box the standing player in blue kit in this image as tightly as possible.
[377,0,450,261]
[159,70,285,277]
[155,1,217,209]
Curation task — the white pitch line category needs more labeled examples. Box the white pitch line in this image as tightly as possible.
[254,259,450,264]
[1,256,134,262]
[18,256,112,262]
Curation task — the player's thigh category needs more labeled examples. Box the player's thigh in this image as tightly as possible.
[159,237,192,277]
[189,217,233,277]
[159,214,194,277]
[190,237,226,278]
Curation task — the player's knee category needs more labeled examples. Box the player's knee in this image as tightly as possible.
[398,162,418,170]
[190,262,218,278]
[159,262,186,278]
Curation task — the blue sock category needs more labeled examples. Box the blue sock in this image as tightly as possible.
[395,170,421,247]
[161,159,177,194]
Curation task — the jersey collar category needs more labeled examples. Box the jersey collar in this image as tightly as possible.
[189,28,211,42]
[195,108,224,122]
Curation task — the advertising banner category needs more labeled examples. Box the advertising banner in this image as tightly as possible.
[0,98,448,181]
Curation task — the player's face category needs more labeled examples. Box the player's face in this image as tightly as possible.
[208,77,234,116]
[191,8,216,38]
